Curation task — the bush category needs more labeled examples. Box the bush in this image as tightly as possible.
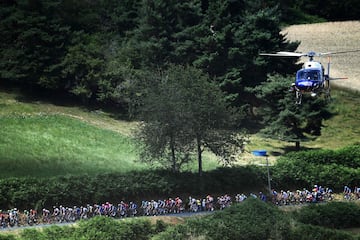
[0,235,17,240]
[290,223,355,240]
[295,202,360,229]
[154,198,291,240]
[20,229,46,240]
[76,217,154,240]
[272,144,360,190]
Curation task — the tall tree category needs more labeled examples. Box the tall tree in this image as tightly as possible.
[135,65,243,175]
[253,74,332,150]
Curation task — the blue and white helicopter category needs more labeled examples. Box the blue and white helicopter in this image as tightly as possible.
[260,50,359,104]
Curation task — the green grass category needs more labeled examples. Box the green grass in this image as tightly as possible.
[0,114,144,177]
[0,89,142,178]
[316,89,360,148]
[0,88,220,178]
[0,87,359,178]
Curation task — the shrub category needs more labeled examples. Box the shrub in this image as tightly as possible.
[295,202,360,229]
[0,235,17,240]
[154,198,291,240]
[290,223,355,240]
[74,216,154,240]
[20,228,46,240]
[272,144,360,190]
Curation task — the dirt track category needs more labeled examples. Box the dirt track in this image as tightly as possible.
[282,21,360,92]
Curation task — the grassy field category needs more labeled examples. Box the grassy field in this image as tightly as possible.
[1,86,359,177]
[0,88,219,178]
[0,113,143,178]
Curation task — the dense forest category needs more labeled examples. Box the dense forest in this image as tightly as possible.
[0,0,297,109]
[1,0,359,152]
[1,0,359,109]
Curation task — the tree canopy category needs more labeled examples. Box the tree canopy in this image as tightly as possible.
[1,0,299,108]
[135,65,242,175]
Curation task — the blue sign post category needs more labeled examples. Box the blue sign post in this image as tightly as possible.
[252,150,271,194]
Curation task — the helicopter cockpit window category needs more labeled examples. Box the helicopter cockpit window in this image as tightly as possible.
[297,70,320,80]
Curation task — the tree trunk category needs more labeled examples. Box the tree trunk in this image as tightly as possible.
[295,140,300,151]
[170,135,176,172]
[197,136,202,177]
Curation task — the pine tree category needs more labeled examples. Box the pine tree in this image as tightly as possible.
[253,74,332,150]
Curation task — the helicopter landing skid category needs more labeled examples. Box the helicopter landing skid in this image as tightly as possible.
[295,91,302,105]
[324,80,331,101]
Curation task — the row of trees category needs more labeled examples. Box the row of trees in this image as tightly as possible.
[0,0,335,173]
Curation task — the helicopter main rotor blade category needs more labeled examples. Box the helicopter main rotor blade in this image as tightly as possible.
[260,49,360,57]
[259,51,304,57]
[319,49,360,56]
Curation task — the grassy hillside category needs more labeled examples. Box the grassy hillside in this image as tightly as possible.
[1,86,359,177]
[0,88,220,178]
[0,89,141,178]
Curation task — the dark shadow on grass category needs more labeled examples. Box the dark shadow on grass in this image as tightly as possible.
[1,84,131,121]
[0,157,123,179]
[280,145,322,154]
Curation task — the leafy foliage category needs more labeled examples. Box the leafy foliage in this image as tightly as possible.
[134,64,241,174]
[154,198,291,240]
[272,144,360,189]
[0,0,299,112]
[294,202,360,229]
[290,223,355,240]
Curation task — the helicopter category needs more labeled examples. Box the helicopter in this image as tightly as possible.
[259,50,360,104]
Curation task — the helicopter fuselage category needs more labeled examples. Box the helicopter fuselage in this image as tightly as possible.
[259,49,360,104]
[295,61,324,93]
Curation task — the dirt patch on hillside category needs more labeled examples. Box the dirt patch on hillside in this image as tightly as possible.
[282,21,360,92]
[149,216,186,225]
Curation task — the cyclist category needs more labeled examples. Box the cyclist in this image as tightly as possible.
[344,185,352,200]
